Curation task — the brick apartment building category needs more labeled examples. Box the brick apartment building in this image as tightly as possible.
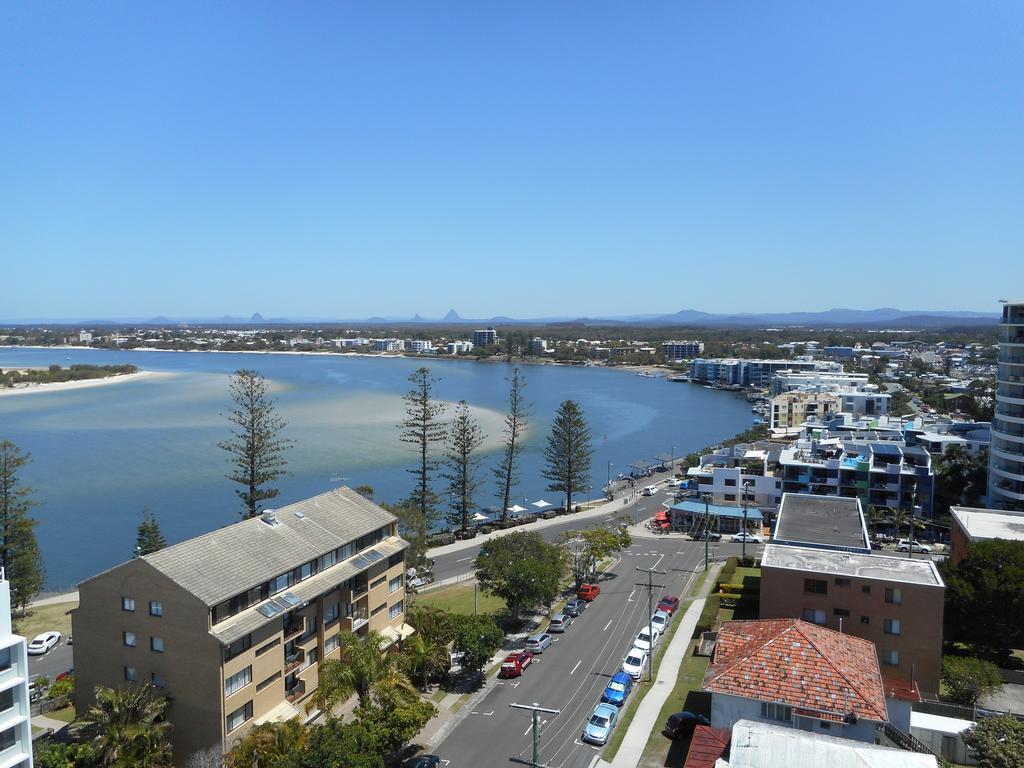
[73,488,411,763]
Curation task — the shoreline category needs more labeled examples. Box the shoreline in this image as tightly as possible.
[0,369,173,397]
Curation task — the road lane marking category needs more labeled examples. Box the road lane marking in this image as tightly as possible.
[603,619,613,631]
[455,556,472,562]
[570,659,581,675]
[653,553,665,570]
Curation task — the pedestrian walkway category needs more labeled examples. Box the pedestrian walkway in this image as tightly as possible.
[598,560,723,768]
[31,713,69,736]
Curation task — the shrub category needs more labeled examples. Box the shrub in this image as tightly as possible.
[478,525,493,535]
[942,655,1003,706]
[428,532,456,547]
[694,595,721,636]
[47,675,74,700]
[718,557,738,585]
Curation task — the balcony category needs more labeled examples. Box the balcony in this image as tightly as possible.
[349,606,369,630]
[284,650,304,674]
[283,620,303,641]
[285,679,306,703]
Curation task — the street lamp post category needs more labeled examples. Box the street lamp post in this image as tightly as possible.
[702,492,712,572]
[741,480,752,561]
[607,461,612,496]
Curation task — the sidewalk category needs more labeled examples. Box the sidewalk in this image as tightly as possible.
[601,560,723,768]
[31,713,69,736]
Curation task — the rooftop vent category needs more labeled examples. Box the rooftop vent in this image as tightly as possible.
[261,509,279,526]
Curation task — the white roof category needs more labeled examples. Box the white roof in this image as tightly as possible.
[724,720,938,768]
[951,506,1024,543]
[910,710,974,736]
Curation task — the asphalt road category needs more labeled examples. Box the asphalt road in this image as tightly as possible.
[28,635,74,685]
[433,526,756,768]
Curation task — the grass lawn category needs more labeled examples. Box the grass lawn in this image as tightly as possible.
[14,601,77,639]
[411,582,505,616]
[46,705,76,723]
[637,642,711,768]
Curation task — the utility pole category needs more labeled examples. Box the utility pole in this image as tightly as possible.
[636,565,667,682]
[702,492,712,572]
[741,480,752,561]
[509,702,561,767]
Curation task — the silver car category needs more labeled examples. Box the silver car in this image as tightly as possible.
[525,633,552,653]
[650,610,670,634]
[548,614,573,633]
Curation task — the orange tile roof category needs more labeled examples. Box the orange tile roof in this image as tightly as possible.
[683,725,731,768]
[702,619,887,722]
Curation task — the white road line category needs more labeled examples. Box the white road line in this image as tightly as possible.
[603,619,613,631]
[653,553,665,570]
[455,556,472,562]
[524,724,533,736]
[570,659,582,675]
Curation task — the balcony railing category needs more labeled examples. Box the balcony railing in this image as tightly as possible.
[285,679,306,703]
[284,650,304,674]
[283,620,303,640]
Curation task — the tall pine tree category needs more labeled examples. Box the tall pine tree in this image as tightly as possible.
[443,401,486,533]
[542,400,593,514]
[135,507,167,556]
[494,368,529,525]
[0,441,45,613]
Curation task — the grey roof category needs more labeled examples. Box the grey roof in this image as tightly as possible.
[761,544,944,587]
[143,487,396,606]
[773,493,869,551]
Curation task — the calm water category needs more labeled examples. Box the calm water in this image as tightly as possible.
[0,348,752,588]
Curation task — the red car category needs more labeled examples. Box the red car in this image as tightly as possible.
[499,651,534,678]
[577,584,601,601]
[656,595,680,615]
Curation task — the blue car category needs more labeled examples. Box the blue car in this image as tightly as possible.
[601,671,634,707]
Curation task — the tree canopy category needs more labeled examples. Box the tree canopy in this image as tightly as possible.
[542,399,593,512]
[941,539,1024,655]
[941,655,1003,706]
[963,715,1024,768]
[475,530,564,620]
[0,440,44,612]
[564,525,631,586]
[135,508,166,556]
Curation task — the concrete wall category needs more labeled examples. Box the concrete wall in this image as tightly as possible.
[709,692,880,743]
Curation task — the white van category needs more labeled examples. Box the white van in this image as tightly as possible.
[642,485,658,496]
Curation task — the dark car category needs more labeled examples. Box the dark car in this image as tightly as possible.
[870,540,883,550]
[564,598,587,617]
[665,711,710,739]
[404,756,441,768]
[656,596,680,615]
[694,530,722,541]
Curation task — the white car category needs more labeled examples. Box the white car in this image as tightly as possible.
[666,478,682,488]
[730,532,763,544]
[27,631,61,656]
[622,649,648,680]
[896,539,932,554]
[650,610,671,634]
[633,626,660,653]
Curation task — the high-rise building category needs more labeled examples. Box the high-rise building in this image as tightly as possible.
[472,327,498,347]
[989,299,1024,511]
[0,571,33,768]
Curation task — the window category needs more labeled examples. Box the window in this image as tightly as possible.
[149,601,163,617]
[0,687,13,713]
[861,616,870,625]
[324,603,340,626]
[0,726,14,751]
[122,596,135,612]
[833,608,850,618]
[255,638,280,657]
[388,553,403,568]
[883,649,900,666]
[123,631,137,648]
[226,701,253,732]
[884,618,902,635]
[125,666,138,682]
[724,479,737,487]
[269,573,293,595]
[389,575,403,594]
[257,672,281,692]
[371,576,386,589]
[885,588,902,605]
[389,601,404,620]
[224,634,252,662]
[294,560,317,582]
[804,579,828,595]
[834,578,851,587]
[325,634,340,654]
[0,647,11,672]
[371,603,385,616]
[151,636,165,652]
[225,666,252,697]
[151,673,166,688]
[802,608,826,625]
[723,494,736,502]
[320,550,337,570]
[861,585,871,594]
[760,702,792,722]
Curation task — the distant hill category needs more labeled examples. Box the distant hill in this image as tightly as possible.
[442,309,462,322]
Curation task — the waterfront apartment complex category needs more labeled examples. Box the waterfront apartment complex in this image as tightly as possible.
[989,299,1024,511]
[690,358,821,388]
[73,488,410,763]
[0,573,32,768]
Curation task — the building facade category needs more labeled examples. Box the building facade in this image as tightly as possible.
[949,505,1024,563]
[989,299,1024,511]
[73,488,410,764]
[471,327,498,347]
[770,392,842,429]
[661,340,704,360]
[0,574,32,768]
[690,359,819,388]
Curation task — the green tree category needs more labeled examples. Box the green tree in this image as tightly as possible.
[398,368,448,568]
[564,526,631,587]
[305,631,414,714]
[70,685,174,768]
[226,719,307,768]
[353,484,375,500]
[451,613,504,677]
[493,368,529,526]
[941,539,1024,654]
[443,400,486,533]
[217,369,293,518]
[475,530,564,620]
[401,633,449,690]
[357,682,436,758]
[33,741,96,768]
[963,715,1024,768]
[941,655,1003,706]
[0,440,45,612]
[405,604,456,646]
[135,507,166,556]
[934,446,988,517]
[542,400,593,513]
[275,719,383,768]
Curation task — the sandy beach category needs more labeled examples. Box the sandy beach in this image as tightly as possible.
[0,369,173,397]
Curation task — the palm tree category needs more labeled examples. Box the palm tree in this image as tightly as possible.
[226,719,307,768]
[305,631,416,715]
[866,505,886,534]
[401,634,449,691]
[71,685,173,768]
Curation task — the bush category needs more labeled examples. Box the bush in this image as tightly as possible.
[694,595,721,636]
[718,557,738,585]
[47,675,74,700]
[478,525,493,535]
[942,655,1003,706]
[738,556,757,567]
[428,532,456,547]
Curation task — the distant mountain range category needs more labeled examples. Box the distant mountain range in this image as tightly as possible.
[1,307,999,328]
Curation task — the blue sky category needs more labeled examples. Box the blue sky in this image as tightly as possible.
[2,2,1021,320]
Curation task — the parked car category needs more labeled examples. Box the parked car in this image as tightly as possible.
[650,610,671,634]
[730,532,762,543]
[601,671,634,707]
[666,478,682,488]
[499,651,534,678]
[525,633,552,653]
[664,711,710,739]
[870,540,883,551]
[657,596,680,615]
[548,614,573,633]
[404,756,441,768]
[633,626,660,653]
[27,631,61,656]
[577,584,601,601]
[694,530,722,541]
[896,539,932,553]
[564,599,587,617]
[582,703,619,745]
[622,650,648,680]
[642,485,659,496]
